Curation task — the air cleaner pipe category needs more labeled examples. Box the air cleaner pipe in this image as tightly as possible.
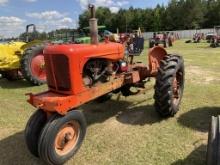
[89,4,99,45]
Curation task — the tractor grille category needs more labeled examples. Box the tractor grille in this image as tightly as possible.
[45,54,71,91]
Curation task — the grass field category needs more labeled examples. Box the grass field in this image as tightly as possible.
[0,40,220,165]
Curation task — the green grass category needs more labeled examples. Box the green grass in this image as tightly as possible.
[0,40,220,165]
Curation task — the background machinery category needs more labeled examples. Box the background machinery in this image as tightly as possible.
[0,24,46,85]
[210,26,220,48]
[149,32,174,48]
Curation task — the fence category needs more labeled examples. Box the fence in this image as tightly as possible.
[143,28,215,39]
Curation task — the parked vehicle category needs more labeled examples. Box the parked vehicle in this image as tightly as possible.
[210,26,220,48]
[149,32,173,48]
[0,24,47,85]
[206,32,215,42]
[24,5,185,165]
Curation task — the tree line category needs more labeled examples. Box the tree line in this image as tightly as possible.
[18,29,75,41]
[79,0,220,32]
[3,0,220,41]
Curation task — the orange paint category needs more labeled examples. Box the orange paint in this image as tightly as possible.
[148,46,167,76]
[27,43,167,115]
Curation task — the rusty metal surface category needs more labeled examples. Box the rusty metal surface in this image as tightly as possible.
[148,46,167,76]
[28,70,143,115]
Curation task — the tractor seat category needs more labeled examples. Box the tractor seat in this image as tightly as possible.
[128,37,144,56]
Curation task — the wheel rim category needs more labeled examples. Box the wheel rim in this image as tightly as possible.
[30,54,46,81]
[55,121,80,156]
[172,70,183,106]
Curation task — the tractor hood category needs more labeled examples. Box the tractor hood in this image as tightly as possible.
[44,42,125,61]
[43,42,125,95]
[0,42,26,70]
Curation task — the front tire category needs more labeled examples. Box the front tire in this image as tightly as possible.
[207,116,220,165]
[38,110,87,165]
[21,45,46,86]
[154,55,185,117]
[25,110,47,157]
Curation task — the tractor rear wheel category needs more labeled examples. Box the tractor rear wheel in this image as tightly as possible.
[21,45,46,86]
[25,110,47,157]
[38,110,87,165]
[154,55,185,117]
[207,116,220,165]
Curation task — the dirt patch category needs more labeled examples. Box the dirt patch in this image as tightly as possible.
[187,65,220,84]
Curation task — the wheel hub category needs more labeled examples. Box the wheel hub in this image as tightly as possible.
[30,54,46,81]
[55,121,79,156]
[172,72,183,105]
[173,77,179,97]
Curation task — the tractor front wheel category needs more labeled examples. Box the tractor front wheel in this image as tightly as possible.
[38,110,87,165]
[21,45,46,86]
[207,116,220,165]
[154,55,185,117]
[25,110,47,157]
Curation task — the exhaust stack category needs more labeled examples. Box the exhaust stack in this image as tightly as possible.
[89,4,99,45]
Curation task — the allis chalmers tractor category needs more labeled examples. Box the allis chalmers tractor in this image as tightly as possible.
[185,33,205,44]
[25,5,185,165]
[0,24,46,85]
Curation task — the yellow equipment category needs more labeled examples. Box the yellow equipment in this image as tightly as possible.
[0,42,25,70]
[0,24,46,85]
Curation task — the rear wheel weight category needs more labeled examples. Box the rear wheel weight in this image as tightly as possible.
[38,110,87,165]
[207,116,220,165]
[25,109,47,157]
[154,54,185,117]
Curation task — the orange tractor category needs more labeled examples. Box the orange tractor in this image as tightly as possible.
[25,5,185,165]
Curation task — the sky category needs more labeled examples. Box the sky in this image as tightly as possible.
[0,0,169,38]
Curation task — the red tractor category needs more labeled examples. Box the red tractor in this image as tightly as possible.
[25,5,185,165]
[149,32,173,48]
[210,26,220,48]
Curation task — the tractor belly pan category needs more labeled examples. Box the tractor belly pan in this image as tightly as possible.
[28,71,140,115]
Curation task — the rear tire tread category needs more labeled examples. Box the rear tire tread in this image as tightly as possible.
[21,44,46,86]
[207,116,220,165]
[154,54,185,117]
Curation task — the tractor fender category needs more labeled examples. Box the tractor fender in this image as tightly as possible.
[148,46,167,76]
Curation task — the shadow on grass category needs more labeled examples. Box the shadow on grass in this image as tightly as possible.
[0,99,162,164]
[0,132,44,165]
[82,99,162,126]
[178,107,220,132]
[171,145,207,165]
[0,79,33,89]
